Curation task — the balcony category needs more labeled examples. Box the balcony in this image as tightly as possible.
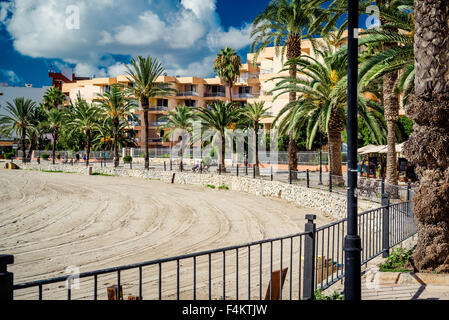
[239,73,259,83]
[128,121,141,127]
[149,121,168,127]
[204,92,226,98]
[259,68,274,74]
[177,91,199,97]
[232,93,259,99]
[149,106,169,112]
[149,138,163,143]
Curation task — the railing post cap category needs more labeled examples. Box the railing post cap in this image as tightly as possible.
[305,214,316,222]
[0,254,14,266]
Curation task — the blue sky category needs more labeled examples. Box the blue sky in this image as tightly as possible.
[0,1,365,88]
[0,0,273,87]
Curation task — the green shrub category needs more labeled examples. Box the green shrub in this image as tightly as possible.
[123,155,133,163]
[379,247,413,272]
[218,185,229,190]
[92,172,113,176]
[161,153,170,158]
[314,289,343,300]
[207,184,216,189]
[4,152,15,160]
[41,154,50,160]
[139,152,146,158]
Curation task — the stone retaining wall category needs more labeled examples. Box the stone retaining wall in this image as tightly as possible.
[20,163,379,220]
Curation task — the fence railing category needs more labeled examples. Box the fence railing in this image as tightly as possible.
[2,196,415,301]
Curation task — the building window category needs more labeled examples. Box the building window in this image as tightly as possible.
[157,99,168,107]
[239,87,251,94]
[185,85,197,93]
[185,100,196,107]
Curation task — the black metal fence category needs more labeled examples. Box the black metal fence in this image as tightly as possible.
[1,196,416,301]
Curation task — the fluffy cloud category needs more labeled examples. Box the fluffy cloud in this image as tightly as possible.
[0,69,23,84]
[0,0,254,78]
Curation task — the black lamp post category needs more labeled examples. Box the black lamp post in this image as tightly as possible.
[344,0,362,300]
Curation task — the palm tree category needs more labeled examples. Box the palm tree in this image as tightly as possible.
[159,104,196,167]
[271,37,386,179]
[125,56,177,169]
[42,87,66,110]
[240,102,271,175]
[92,119,136,151]
[214,47,242,102]
[42,108,64,165]
[356,0,414,191]
[0,97,36,162]
[197,101,242,172]
[94,84,137,167]
[65,95,101,167]
[402,0,449,273]
[26,104,46,161]
[251,0,325,177]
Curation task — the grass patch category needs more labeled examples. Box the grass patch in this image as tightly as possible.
[42,170,64,173]
[379,247,413,272]
[92,172,114,177]
[314,288,343,300]
[218,185,229,190]
[207,184,216,189]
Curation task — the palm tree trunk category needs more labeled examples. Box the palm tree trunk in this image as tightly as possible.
[86,131,91,167]
[403,0,449,272]
[229,83,233,103]
[221,133,226,172]
[286,35,301,179]
[141,97,150,169]
[113,119,119,168]
[52,132,57,165]
[21,127,26,163]
[254,122,260,176]
[328,129,343,180]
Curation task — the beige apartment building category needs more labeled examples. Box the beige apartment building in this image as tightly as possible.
[61,43,320,149]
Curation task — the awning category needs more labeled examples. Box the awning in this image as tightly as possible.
[358,145,386,154]
[378,143,404,155]
[358,144,376,154]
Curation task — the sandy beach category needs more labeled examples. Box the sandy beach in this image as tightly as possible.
[0,168,333,300]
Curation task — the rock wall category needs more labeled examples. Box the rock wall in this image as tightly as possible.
[20,163,379,220]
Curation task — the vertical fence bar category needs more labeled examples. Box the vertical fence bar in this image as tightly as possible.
[303,215,316,300]
[159,263,162,300]
[193,257,196,300]
[0,255,14,301]
[223,251,226,300]
[248,246,251,300]
[94,274,98,300]
[307,170,310,188]
[236,248,239,301]
[209,254,212,301]
[298,236,302,300]
[290,237,293,300]
[259,244,262,300]
[270,241,273,300]
[117,270,121,300]
[138,267,142,300]
[38,284,42,301]
[177,260,180,301]
[329,171,333,193]
[280,239,283,300]
[382,194,390,257]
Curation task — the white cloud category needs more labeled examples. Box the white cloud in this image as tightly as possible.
[1,69,23,84]
[107,62,130,77]
[1,0,253,79]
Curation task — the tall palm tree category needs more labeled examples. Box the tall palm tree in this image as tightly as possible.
[26,104,46,161]
[240,101,271,175]
[0,97,36,162]
[214,47,242,102]
[357,0,414,191]
[42,108,64,165]
[65,95,101,167]
[251,0,324,177]
[125,56,177,169]
[94,84,137,167]
[92,119,136,151]
[402,0,449,272]
[197,101,242,172]
[159,104,196,167]
[271,37,386,179]
[42,87,66,110]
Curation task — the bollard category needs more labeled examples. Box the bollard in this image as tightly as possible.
[271,166,273,182]
[329,172,333,193]
[289,170,292,185]
[303,215,316,300]
[253,165,256,179]
[406,182,411,202]
[382,194,390,258]
[200,162,203,174]
[236,164,239,177]
[170,160,173,171]
[164,161,167,172]
[219,164,222,175]
[180,161,183,172]
[0,255,14,300]
[130,161,133,170]
[101,158,103,168]
[245,162,248,176]
[306,170,310,188]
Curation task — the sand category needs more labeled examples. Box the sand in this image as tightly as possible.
[0,168,333,300]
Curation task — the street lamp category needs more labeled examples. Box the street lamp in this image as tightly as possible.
[344,0,362,300]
